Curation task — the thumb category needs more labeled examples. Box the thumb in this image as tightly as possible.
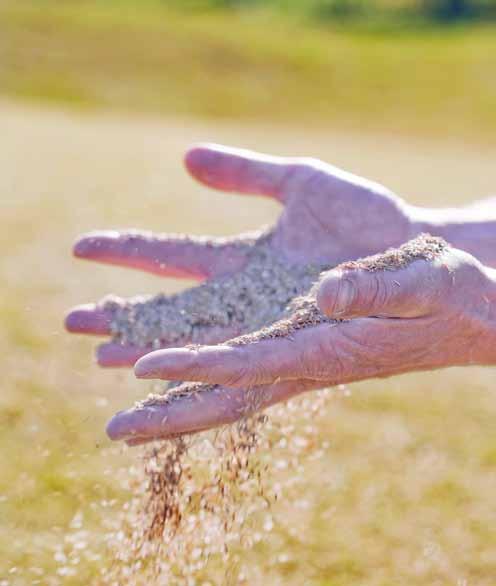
[317,269,422,319]
[316,265,430,319]
[316,235,448,319]
[184,143,293,202]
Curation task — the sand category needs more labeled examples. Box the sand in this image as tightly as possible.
[338,233,447,273]
[102,237,334,583]
[104,234,446,584]
[133,234,447,412]
[103,232,329,349]
[103,392,333,585]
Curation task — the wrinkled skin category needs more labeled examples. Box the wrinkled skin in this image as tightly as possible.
[66,143,417,366]
[107,242,496,445]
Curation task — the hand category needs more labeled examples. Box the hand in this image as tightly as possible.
[106,235,496,445]
[66,143,416,366]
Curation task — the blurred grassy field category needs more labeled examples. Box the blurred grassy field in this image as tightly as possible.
[1,0,496,142]
[2,102,496,584]
[2,1,496,584]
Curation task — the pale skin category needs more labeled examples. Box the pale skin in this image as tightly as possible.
[65,144,496,443]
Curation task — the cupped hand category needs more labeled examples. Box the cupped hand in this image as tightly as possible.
[66,144,416,366]
[107,235,496,444]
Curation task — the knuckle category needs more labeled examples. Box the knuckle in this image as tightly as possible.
[221,348,259,388]
[224,365,257,388]
[369,273,393,312]
[316,331,348,380]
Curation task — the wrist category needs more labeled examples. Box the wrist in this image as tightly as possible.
[406,204,496,268]
[470,267,496,365]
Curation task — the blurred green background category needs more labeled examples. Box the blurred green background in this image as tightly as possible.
[1,1,496,584]
[2,0,496,140]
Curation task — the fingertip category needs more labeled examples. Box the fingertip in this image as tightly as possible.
[65,304,111,335]
[73,231,119,259]
[184,143,288,201]
[134,355,153,378]
[105,414,121,441]
[64,306,85,332]
[96,344,112,367]
[107,406,172,443]
[97,342,148,368]
[184,143,223,186]
[134,349,171,379]
[73,237,90,258]
[73,234,96,258]
[106,410,134,441]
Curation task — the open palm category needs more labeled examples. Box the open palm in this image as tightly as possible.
[66,144,416,366]
[107,236,496,445]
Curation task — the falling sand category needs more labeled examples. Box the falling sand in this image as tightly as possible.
[100,394,336,585]
[100,235,447,584]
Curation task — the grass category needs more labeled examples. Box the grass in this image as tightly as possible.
[1,1,496,142]
[2,2,496,582]
[1,99,496,584]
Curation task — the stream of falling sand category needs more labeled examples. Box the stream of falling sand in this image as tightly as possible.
[88,236,446,584]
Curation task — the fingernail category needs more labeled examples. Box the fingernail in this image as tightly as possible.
[317,272,356,317]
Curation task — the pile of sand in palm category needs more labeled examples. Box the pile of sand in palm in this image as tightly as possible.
[101,235,330,349]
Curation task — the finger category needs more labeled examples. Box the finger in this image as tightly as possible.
[316,236,448,319]
[316,267,426,319]
[96,322,241,367]
[97,342,150,367]
[73,230,248,279]
[134,322,335,387]
[107,378,322,443]
[65,304,112,336]
[185,143,297,203]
